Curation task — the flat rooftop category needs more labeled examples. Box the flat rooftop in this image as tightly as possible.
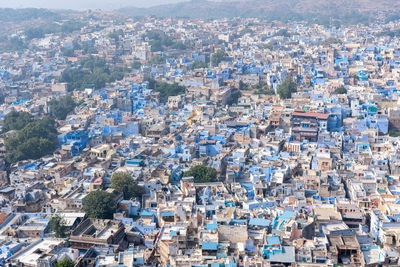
[13,239,63,266]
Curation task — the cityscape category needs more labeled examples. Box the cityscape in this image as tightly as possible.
[0,2,400,266]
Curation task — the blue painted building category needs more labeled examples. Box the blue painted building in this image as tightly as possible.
[58,130,89,156]
[263,236,282,258]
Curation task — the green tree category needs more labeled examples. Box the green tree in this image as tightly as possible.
[143,31,185,52]
[171,42,187,50]
[60,56,128,91]
[2,111,33,133]
[60,20,83,34]
[147,79,186,102]
[81,43,98,55]
[148,55,166,65]
[264,41,275,50]
[4,116,58,164]
[334,86,347,94]
[1,36,27,52]
[55,258,74,267]
[48,95,77,120]
[83,190,117,219]
[108,29,124,42]
[24,27,45,40]
[255,88,275,95]
[228,89,241,106]
[190,61,208,69]
[240,28,254,36]
[131,61,142,69]
[49,214,67,238]
[274,29,292,37]
[61,48,75,57]
[239,80,249,91]
[277,77,297,99]
[389,129,400,137]
[211,50,227,67]
[322,37,343,46]
[24,20,82,41]
[183,165,217,183]
[251,81,274,95]
[110,172,145,199]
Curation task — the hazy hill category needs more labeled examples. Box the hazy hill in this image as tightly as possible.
[118,0,400,24]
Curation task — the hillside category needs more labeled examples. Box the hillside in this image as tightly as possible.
[118,0,400,24]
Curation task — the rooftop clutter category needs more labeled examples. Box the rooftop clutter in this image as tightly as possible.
[0,12,400,267]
